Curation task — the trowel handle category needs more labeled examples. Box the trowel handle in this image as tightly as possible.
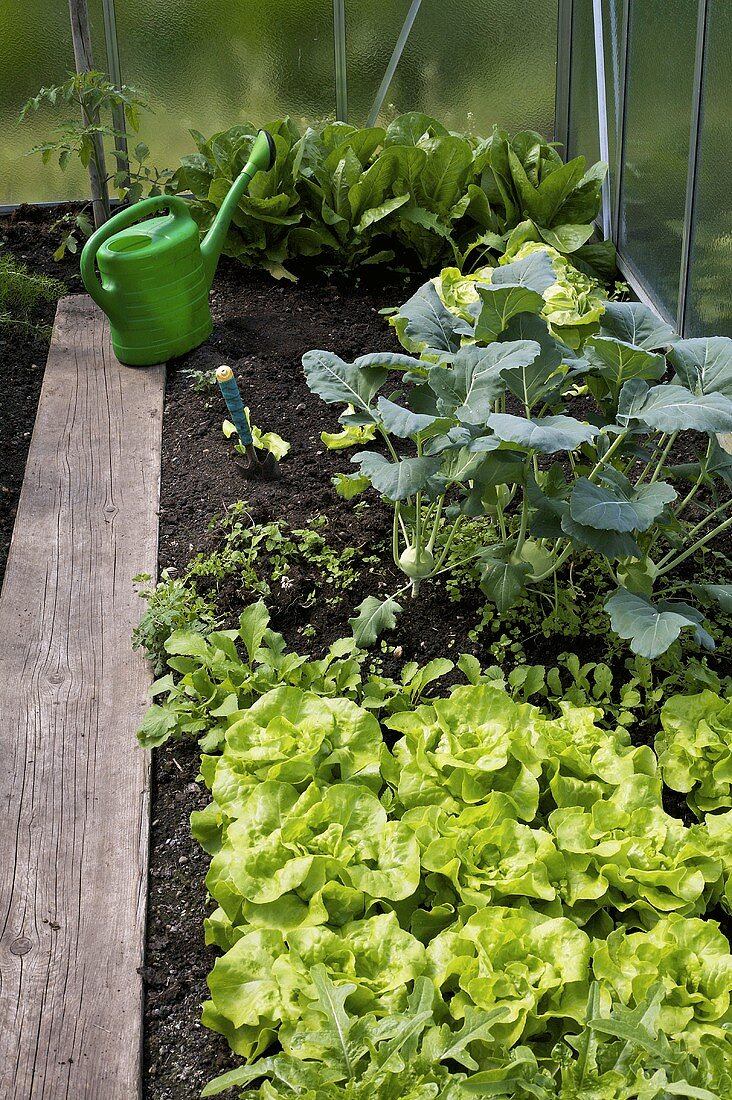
[216,365,253,446]
[81,195,191,314]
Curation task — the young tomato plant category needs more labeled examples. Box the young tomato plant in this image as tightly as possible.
[304,249,732,654]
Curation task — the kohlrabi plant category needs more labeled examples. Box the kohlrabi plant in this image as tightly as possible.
[303,250,732,655]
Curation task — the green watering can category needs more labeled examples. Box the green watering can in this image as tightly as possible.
[80,129,276,366]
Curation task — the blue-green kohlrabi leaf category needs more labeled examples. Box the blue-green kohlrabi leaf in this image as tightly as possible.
[474,283,545,343]
[605,589,715,658]
[584,336,666,392]
[490,251,557,294]
[375,396,438,438]
[430,340,541,425]
[570,476,677,532]
[487,413,598,454]
[599,300,678,350]
[668,336,732,398]
[350,451,442,500]
[349,595,403,647]
[302,350,387,415]
[391,281,473,354]
[617,381,732,434]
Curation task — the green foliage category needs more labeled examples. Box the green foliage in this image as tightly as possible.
[655,691,732,816]
[132,506,380,675]
[20,70,174,257]
[0,253,66,335]
[145,659,732,1096]
[303,268,732,657]
[171,115,606,277]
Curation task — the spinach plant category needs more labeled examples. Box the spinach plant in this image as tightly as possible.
[173,114,607,278]
[303,251,732,656]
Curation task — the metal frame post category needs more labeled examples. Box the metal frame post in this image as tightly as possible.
[554,0,573,153]
[333,0,348,122]
[677,0,709,335]
[100,0,130,188]
[591,0,612,240]
[366,0,423,128]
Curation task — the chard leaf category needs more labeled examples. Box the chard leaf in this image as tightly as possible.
[668,336,732,398]
[375,396,438,438]
[383,111,448,147]
[570,477,677,532]
[605,589,714,658]
[302,350,387,414]
[354,192,410,234]
[474,283,545,342]
[538,221,595,252]
[487,413,598,453]
[418,134,473,214]
[349,595,403,647]
[351,451,442,500]
[600,301,677,350]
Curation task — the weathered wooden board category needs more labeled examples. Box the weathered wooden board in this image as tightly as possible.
[0,296,164,1098]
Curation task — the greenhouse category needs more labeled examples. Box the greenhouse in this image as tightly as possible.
[0,1,731,1098]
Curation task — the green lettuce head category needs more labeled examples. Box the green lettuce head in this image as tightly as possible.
[592,913,732,1038]
[433,242,606,349]
[205,780,421,930]
[427,905,591,1046]
[204,913,427,1059]
[655,690,732,816]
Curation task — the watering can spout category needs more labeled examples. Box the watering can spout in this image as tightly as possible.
[200,128,276,286]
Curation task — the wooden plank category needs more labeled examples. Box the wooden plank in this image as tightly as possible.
[0,295,164,1099]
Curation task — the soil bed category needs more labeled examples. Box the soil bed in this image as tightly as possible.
[2,211,729,1097]
[0,204,83,582]
[148,257,731,1097]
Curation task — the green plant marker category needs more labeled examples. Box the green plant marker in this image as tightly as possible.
[80,129,275,365]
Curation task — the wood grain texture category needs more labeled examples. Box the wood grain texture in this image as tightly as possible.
[0,296,164,1098]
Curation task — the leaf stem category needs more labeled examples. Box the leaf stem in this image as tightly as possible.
[656,512,732,577]
[648,431,678,484]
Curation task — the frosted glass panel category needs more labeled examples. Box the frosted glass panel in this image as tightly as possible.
[0,1,107,204]
[346,0,558,137]
[685,0,732,336]
[567,1,625,213]
[113,0,336,176]
[617,0,697,323]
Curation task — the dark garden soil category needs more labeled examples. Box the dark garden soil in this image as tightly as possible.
[3,208,731,1099]
[0,204,83,583]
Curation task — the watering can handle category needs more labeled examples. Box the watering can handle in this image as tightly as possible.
[80,194,191,314]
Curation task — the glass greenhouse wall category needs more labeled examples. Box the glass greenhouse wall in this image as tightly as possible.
[0,0,558,206]
[561,0,731,337]
[1,0,729,336]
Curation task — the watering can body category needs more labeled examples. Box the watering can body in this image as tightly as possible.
[80,130,276,366]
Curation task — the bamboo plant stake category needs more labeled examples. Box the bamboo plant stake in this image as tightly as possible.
[68,0,111,227]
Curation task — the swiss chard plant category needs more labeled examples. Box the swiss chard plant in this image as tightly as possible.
[303,252,732,656]
[172,114,608,277]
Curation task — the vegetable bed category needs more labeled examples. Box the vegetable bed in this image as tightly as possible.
[142,256,732,1098]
